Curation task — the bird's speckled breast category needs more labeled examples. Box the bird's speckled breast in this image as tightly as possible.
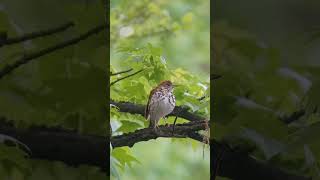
[149,89,175,121]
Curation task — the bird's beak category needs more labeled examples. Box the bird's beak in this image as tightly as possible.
[173,84,181,87]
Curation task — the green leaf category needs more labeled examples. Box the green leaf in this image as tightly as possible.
[182,12,193,25]
[117,120,142,133]
[241,127,286,160]
[110,156,121,180]
[111,147,141,170]
[0,144,31,173]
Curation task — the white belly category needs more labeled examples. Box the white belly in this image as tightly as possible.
[150,96,175,121]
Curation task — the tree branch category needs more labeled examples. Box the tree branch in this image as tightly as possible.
[0,94,310,180]
[280,109,305,124]
[110,100,206,122]
[0,23,107,80]
[110,69,144,86]
[212,139,311,180]
[0,118,107,173]
[110,100,308,179]
[111,120,208,148]
[0,22,74,47]
[211,74,222,80]
[110,68,133,76]
[0,114,307,179]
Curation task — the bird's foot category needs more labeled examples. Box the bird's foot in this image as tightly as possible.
[153,126,160,135]
[153,126,165,136]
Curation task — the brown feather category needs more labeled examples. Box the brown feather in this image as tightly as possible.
[145,88,156,119]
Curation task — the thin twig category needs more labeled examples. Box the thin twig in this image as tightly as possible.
[172,106,186,134]
[0,23,106,80]
[172,116,178,135]
[212,74,222,80]
[0,22,74,47]
[110,69,143,86]
[280,109,305,124]
[198,95,206,101]
[110,68,133,76]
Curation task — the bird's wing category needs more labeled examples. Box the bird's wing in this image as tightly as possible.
[145,88,157,120]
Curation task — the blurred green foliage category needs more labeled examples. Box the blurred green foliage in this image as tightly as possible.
[110,0,210,179]
[120,138,209,180]
[111,0,210,78]
[214,1,320,179]
[0,0,107,179]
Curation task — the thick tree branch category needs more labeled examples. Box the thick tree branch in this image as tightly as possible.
[0,118,107,172]
[110,100,308,179]
[0,23,107,80]
[110,100,206,121]
[212,139,311,180]
[0,115,307,179]
[0,22,74,47]
[111,120,208,148]
[0,93,309,180]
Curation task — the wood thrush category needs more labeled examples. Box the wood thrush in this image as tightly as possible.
[145,80,176,133]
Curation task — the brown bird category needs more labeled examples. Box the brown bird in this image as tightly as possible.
[145,80,176,133]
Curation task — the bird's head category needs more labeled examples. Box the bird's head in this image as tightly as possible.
[159,80,180,91]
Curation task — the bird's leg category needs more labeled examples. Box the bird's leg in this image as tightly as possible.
[153,123,162,136]
[151,118,162,135]
[163,116,170,127]
[172,116,178,135]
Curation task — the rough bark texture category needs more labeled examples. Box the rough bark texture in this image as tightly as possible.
[111,120,208,148]
[0,119,108,172]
